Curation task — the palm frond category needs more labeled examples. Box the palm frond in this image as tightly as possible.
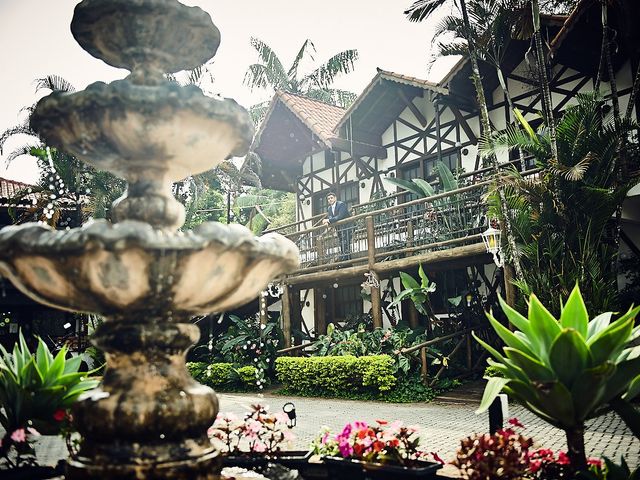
[34,75,75,94]
[404,0,449,22]
[5,143,42,164]
[0,123,37,153]
[303,49,358,91]
[246,37,288,91]
[248,101,271,126]
[305,88,357,108]
[288,39,316,80]
[548,152,593,181]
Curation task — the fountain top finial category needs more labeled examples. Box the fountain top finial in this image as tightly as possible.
[71,0,220,80]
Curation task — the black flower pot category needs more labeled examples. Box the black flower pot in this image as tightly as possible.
[323,456,442,480]
[222,450,312,472]
[0,460,65,480]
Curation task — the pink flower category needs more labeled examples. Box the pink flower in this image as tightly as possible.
[10,429,26,443]
[252,441,266,453]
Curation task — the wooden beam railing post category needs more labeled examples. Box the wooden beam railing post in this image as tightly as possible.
[407,219,414,248]
[466,332,472,371]
[420,347,428,384]
[367,215,383,329]
[282,285,292,348]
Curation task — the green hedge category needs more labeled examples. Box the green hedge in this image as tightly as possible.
[187,362,258,391]
[275,355,396,397]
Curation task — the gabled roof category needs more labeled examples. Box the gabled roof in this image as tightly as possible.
[0,177,37,208]
[334,69,447,132]
[254,91,345,149]
[0,177,32,198]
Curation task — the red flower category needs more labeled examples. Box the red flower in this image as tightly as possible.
[508,418,525,428]
[375,419,388,426]
[53,409,66,422]
[373,440,385,452]
[587,458,603,469]
[557,451,571,465]
[431,452,445,464]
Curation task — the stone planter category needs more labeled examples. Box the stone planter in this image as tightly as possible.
[323,456,442,480]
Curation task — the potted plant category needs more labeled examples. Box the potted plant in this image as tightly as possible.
[0,331,99,479]
[312,420,443,479]
[209,404,311,472]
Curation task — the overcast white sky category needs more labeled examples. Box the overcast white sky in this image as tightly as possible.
[0,0,457,184]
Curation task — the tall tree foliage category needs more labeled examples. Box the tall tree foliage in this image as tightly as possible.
[481,94,639,314]
[406,0,526,286]
[244,38,359,124]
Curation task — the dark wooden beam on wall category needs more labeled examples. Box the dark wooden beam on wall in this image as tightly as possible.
[448,104,478,144]
[329,137,387,159]
[397,88,427,127]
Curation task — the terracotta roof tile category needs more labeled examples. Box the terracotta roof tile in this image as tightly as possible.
[0,177,34,199]
[277,91,345,144]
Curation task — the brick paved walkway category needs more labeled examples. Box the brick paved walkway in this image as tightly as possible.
[217,381,639,474]
[11,381,640,476]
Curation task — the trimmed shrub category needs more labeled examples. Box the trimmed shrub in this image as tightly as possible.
[187,362,258,391]
[275,355,396,397]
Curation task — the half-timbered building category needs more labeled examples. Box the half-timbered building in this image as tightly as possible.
[253,2,640,351]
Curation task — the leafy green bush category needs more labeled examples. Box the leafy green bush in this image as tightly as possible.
[483,365,505,378]
[187,362,259,392]
[191,315,283,388]
[310,325,427,376]
[275,355,396,397]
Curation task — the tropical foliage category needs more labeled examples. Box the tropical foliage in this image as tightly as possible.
[390,264,437,318]
[475,286,640,470]
[482,95,639,313]
[244,38,359,123]
[0,331,98,467]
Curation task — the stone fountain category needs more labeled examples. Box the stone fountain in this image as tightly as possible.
[0,0,299,478]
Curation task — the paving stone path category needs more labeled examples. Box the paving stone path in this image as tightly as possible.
[11,382,640,477]
[218,381,639,475]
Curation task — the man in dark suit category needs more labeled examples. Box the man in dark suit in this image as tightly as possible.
[322,191,352,261]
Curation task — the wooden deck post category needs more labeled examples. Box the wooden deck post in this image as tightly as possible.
[407,220,414,248]
[314,288,327,335]
[420,347,428,384]
[367,215,383,329]
[282,285,292,348]
[466,333,472,370]
[291,287,302,346]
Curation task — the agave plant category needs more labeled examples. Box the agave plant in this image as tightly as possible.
[475,286,640,470]
[0,332,99,447]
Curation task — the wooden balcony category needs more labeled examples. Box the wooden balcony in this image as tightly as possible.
[267,180,497,289]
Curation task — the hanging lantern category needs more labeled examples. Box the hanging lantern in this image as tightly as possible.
[482,225,503,267]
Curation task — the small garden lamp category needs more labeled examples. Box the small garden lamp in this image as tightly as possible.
[481,225,503,268]
[283,402,296,428]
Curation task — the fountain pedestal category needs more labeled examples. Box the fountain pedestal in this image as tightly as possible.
[0,0,299,478]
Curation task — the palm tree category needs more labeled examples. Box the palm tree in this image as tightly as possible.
[406,0,526,286]
[244,38,359,124]
[0,75,125,227]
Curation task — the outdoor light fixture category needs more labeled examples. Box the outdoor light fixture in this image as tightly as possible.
[283,402,297,428]
[481,225,503,268]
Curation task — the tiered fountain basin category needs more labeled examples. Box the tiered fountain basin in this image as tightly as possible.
[0,220,299,316]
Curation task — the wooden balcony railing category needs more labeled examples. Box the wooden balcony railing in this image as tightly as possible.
[284,180,493,275]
